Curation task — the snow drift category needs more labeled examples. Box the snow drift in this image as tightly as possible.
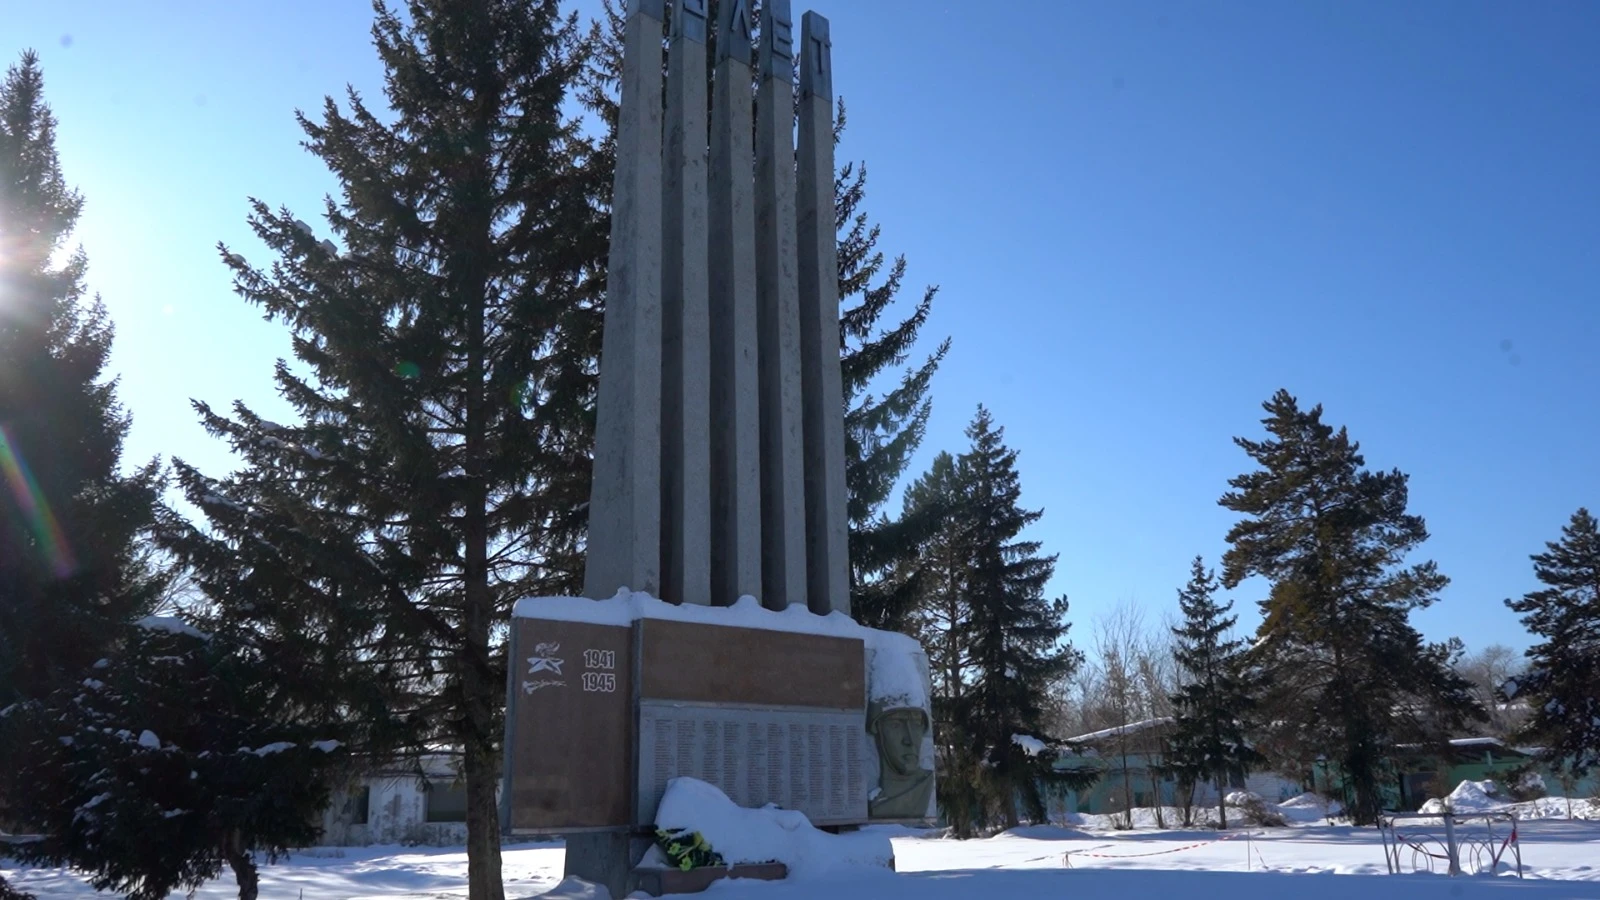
[652,777,894,878]
[1419,779,1505,814]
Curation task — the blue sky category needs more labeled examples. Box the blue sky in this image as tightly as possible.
[9,1,1598,655]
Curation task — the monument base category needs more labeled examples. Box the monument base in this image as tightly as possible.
[633,862,788,896]
[563,831,654,899]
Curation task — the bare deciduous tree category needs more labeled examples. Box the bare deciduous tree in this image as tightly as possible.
[1455,644,1527,739]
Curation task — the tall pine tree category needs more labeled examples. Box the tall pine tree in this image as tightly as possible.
[157,5,604,899]
[0,51,165,713]
[1168,556,1258,829]
[1219,390,1479,825]
[906,408,1082,835]
[1504,508,1600,779]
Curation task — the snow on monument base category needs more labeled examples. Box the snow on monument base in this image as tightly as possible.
[652,776,895,875]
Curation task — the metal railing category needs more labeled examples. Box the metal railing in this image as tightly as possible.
[1378,811,1522,878]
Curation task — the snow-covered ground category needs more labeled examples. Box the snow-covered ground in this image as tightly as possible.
[8,797,1600,899]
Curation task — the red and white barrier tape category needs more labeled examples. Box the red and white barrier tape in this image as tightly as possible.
[1063,829,1257,867]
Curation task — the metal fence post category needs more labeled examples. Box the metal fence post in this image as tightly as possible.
[1443,813,1461,877]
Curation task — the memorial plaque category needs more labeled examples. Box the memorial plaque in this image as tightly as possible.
[636,702,866,824]
[506,617,634,833]
[637,619,864,708]
[631,619,868,825]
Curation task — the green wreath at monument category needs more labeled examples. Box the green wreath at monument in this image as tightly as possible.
[653,827,725,871]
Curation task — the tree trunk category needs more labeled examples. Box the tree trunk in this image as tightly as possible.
[460,506,505,900]
[458,51,505,898]
[226,848,259,900]
[1149,768,1164,829]
[949,742,972,840]
[460,300,506,900]
[1119,744,1133,829]
[941,576,970,838]
[1216,770,1228,830]
[464,730,505,900]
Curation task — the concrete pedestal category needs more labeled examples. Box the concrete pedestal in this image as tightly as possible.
[563,832,654,900]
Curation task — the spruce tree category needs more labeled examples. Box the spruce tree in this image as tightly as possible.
[838,151,949,631]
[2,619,344,900]
[1504,508,1600,778]
[906,408,1083,835]
[1168,556,1259,829]
[958,408,1081,829]
[0,67,166,896]
[0,51,164,713]
[900,451,980,833]
[1219,390,1480,825]
[157,5,603,898]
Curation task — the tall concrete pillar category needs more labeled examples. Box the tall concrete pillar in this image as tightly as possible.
[795,12,850,617]
[661,0,712,605]
[582,0,664,602]
[754,0,808,611]
[708,0,763,606]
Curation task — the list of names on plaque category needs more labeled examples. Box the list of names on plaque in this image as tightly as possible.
[722,723,741,793]
[652,716,673,803]
[766,723,784,802]
[827,724,847,811]
[746,722,766,802]
[637,703,869,824]
[845,726,863,803]
[701,719,721,786]
[787,724,806,805]
[806,724,826,810]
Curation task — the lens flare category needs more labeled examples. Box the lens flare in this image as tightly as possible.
[0,424,75,578]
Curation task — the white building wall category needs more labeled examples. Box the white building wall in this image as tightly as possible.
[316,774,472,847]
[1189,771,1306,806]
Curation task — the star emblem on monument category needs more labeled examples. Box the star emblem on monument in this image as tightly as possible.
[528,642,564,675]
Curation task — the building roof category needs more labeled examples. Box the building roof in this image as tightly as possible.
[1064,717,1174,745]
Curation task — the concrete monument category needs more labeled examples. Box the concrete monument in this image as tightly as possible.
[583,0,851,617]
[506,1,934,894]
